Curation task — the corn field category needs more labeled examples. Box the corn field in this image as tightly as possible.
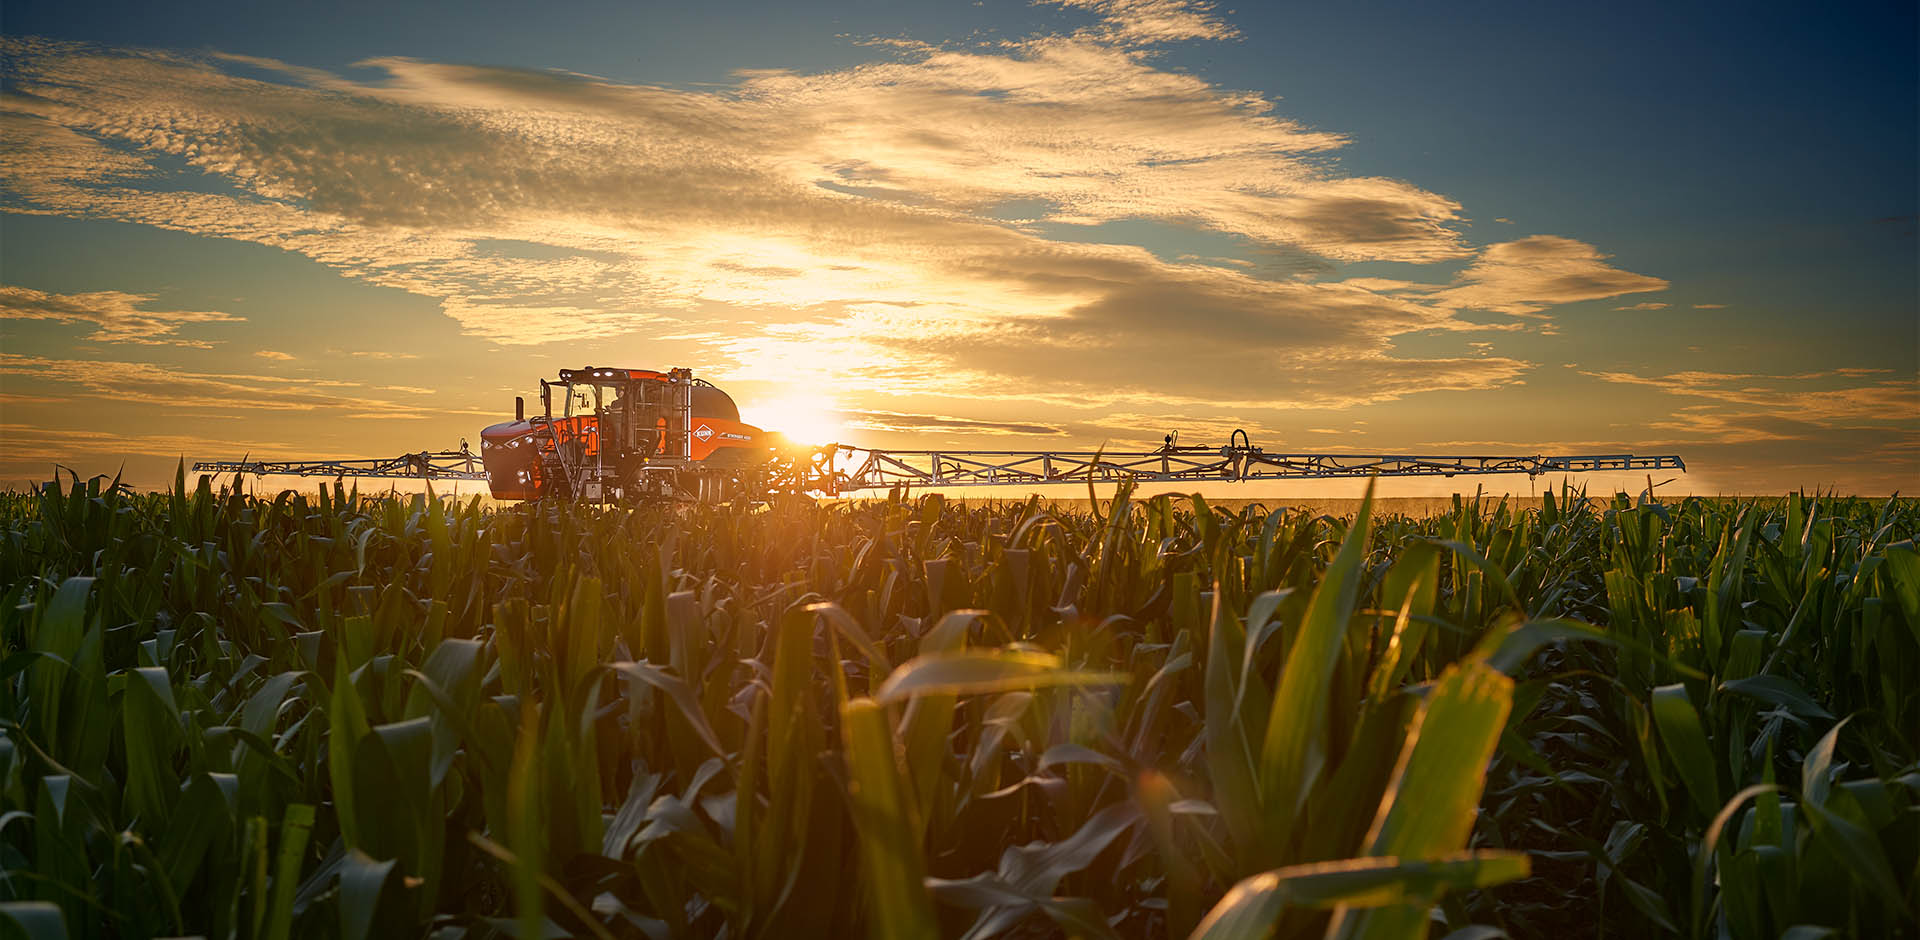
[1,468,1916,939]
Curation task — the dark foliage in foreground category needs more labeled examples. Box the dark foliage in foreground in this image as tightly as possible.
[1,470,1915,939]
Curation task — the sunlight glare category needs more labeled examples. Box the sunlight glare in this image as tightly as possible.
[741,393,846,446]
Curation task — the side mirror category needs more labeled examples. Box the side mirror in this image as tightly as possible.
[516,396,525,422]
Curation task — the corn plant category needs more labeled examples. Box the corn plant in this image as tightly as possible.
[0,469,1913,939]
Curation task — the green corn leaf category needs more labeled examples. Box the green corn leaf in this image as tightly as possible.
[929,802,1140,940]
[1377,540,1440,689]
[1365,662,1513,858]
[1799,801,1909,915]
[340,614,376,671]
[158,771,236,899]
[1422,538,1522,613]
[262,804,316,940]
[1476,617,1707,679]
[27,577,93,764]
[757,605,820,910]
[239,670,306,741]
[1234,588,1291,718]
[1717,674,1834,721]
[1800,715,1852,807]
[808,600,894,671]
[467,831,619,940]
[608,661,728,762]
[1300,691,1416,867]
[337,849,407,940]
[401,638,485,786]
[1882,543,1920,645]
[1329,660,1515,940]
[247,815,269,940]
[1139,770,1207,939]
[896,610,986,846]
[1191,852,1530,940]
[1205,583,1265,863]
[841,698,938,940]
[930,881,1120,940]
[327,658,372,850]
[1259,480,1374,826]
[506,701,548,940]
[1691,783,1782,939]
[920,608,984,655]
[898,663,962,844]
[874,649,1126,704]
[121,666,182,828]
[560,576,606,694]
[351,717,435,887]
[1651,683,1722,819]
[401,667,494,778]
[1000,800,1141,896]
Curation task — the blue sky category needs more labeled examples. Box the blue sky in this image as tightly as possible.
[1,0,1914,493]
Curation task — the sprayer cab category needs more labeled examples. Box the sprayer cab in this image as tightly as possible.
[479,366,770,501]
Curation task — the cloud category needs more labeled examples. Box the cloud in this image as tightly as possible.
[1586,367,1918,441]
[255,349,294,360]
[0,422,343,489]
[0,23,1660,412]
[713,275,1533,410]
[1405,236,1668,316]
[0,352,433,416]
[0,422,292,460]
[837,409,1064,436]
[1079,412,1286,446]
[1692,303,1727,309]
[0,284,242,346]
[1615,301,1669,310]
[1045,0,1241,45]
[1376,370,1918,493]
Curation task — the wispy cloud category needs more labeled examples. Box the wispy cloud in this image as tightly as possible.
[0,352,462,416]
[1357,236,1668,317]
[838,409,1064,436]
[1045,0,1241,45]
[1081,412,1285,446]
[1586,367,1919,442]
[0,423,291,460]
[1615,301,1669,310]
[0,284,242,346]
[0,422,327,487]
[0,14,1665,413]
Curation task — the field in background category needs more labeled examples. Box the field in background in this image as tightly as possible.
[2,475,1916,938]
[6,473,1865,512]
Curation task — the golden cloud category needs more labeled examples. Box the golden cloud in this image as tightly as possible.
[1,21,1666,413]
[0,284,242,346]
[1586,368,1919,442]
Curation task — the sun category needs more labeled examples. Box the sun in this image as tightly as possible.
[740,394,846,446]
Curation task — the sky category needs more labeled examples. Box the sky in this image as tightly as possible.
[1,0,1915,497]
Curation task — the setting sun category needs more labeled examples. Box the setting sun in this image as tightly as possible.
[740,394,846,446]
